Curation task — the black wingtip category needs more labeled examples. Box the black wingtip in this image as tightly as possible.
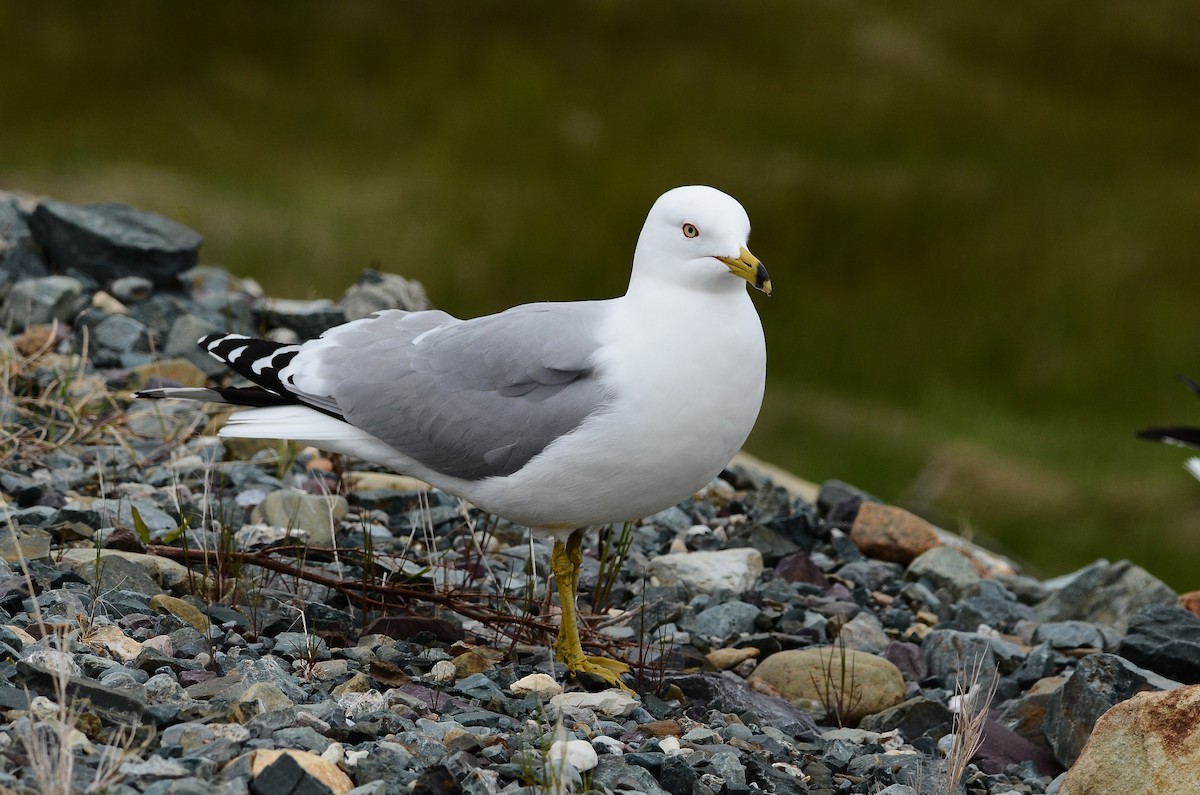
[1137,426,1200,449]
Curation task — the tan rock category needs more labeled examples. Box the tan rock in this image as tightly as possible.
[750,647,906,726]
[509,672,562,698]
[850,503,940,565]
[231,683,294,723]
[1061,685,1200,795]
[149,594,211,633]
[452,649,496,679]
[1179,591,1200,618]
[91,291,128,315]
[246,749,354,795]
[127,359,208,389]
[344,471,433,492]
[86,625,143,663]
[640,718,683,736]
[706,647,760,670]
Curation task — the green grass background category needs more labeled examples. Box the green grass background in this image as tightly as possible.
[3,2,1200,588]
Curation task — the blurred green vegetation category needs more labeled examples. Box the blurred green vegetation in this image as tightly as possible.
[3,1,1200,587]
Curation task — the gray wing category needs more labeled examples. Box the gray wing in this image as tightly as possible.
[286,301,613,481]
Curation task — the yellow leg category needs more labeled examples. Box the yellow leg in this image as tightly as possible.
[550,529,633,693]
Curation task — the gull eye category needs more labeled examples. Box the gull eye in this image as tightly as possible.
[682,223,699,239]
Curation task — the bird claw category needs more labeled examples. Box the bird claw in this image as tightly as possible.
[569,655,635,695]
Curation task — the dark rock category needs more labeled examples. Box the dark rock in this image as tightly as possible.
[592,755,671,795]
[1035,559,1175,633]
[775,551,830,587]
[249,751,334,795]
[362,616,463,644]
[974,716,1063,777]
[1034,620,1106,650]
[28,199,202,287]
[1118,604,1200,684]
[858,696,953,742]
[15,660,145,724]
[0,196,48,284]
[258,297,346,341]
[662,671,817,739]
[884,641,929,681]
[1043,652,1181,766]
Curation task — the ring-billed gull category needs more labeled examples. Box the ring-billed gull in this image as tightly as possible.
[137,185,771,691]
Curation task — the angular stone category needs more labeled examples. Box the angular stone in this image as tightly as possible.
[127,358,209,390]
[774,551,831,587]
[252,490,348,547]
[685,599,761,641]
[550,690,640,719]
[1,275,83,329]
[149,594,212,633]
[340,268,430,320]
[1036,560,1175,633]
[1118,604,1200,685]
[750,647,906,725]
[1060,685,1200,795]
[246,748,354,795]
[905,546,981,602]
[974,716,1062,777]
[28,199,202,286]
[647,548,763,596]
[15,660,145,725]
[850,503,939,565]
[858,697,952,742]
[1044,652,1181,767]
[509,672,562,698]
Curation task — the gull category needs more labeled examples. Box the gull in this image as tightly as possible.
[137,185,771,691]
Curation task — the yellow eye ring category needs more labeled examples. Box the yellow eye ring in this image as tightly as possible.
[682,223,699,238]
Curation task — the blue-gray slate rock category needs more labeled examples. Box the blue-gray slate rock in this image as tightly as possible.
[1034,559,1175,633]
[0,195,48,284]
[28,200,202,287]
[1042,652,1181,767]
[1118,604,1200,685]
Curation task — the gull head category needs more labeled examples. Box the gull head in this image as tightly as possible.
[631,185,771,296]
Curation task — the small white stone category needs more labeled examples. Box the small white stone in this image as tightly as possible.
[647,547,763,595]
[549,738,598,773]
[509,672,562,698]
[658,736,682,755]
[430,659,457,683]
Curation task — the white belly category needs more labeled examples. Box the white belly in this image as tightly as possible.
[467,288,767,527]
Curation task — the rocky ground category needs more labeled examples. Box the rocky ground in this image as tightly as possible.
[2,191,1199,795]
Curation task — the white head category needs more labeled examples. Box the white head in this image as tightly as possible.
[630,185,771,296]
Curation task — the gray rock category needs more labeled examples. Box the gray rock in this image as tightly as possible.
[340,269,430,320]
[92,313,150,353]
[905,546,981,602]
[73,553,165,597]
[923,628,1026,690]
[272,632,332,662]
[592,756,671,795]
[27,199,202,286]
[1034,621,1106,650]
[1043,652,1181,767]
[0,196,48,284]
[110,275,154,303]
[1,275,83,329]
[87,498,178,540]
[236,656,308,703]
[838,611,891,655]
[16,660,145,724]
[1118,604,1200,684]
[684,599,761,641]
[252,491,348,547]
[1035,559,1175,633]
[164,313,223,376]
